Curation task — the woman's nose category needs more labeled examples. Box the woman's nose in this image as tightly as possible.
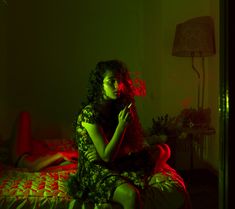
[114,80,119,89]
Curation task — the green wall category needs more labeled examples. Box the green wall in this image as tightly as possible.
[1,0,220,170]
[139,0,220,170]
[5,0,144,138]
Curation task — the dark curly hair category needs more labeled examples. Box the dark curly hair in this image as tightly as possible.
[86,60,134,105]
[77,59,144,155]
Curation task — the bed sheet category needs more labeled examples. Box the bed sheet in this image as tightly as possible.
[0,164,190,209]
[0,138,191,209]
[0,165,77,209]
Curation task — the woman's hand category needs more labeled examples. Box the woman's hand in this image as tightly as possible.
[85,146,100,162]
[118,105,131,128]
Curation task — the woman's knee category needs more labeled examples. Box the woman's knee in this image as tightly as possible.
[125,185,137,199]
[113,183,140,208]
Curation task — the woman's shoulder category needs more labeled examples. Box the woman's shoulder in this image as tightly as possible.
[81,103,95,114]
[79,103,98,124]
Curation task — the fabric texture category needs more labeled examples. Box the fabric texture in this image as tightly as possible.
[70,105,136,205]
[0,135,191,209]
[0,167,76,209]
[69,104,189,208]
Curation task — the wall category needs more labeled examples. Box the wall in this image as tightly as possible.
[206,0,220,171]
[1,0,220,170]
[4,0,144,138]
[159,0,220,171]
[139,0,220,171]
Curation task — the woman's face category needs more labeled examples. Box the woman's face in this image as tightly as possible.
[102,70,124,100]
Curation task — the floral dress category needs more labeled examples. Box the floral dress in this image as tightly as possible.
[67,104,190,209]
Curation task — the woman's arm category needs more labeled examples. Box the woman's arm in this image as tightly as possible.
[82,105,130,162]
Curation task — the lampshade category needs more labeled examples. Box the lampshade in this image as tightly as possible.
[172,16,216,57]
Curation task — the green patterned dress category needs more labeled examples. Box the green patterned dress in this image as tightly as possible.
[68,104,189,209]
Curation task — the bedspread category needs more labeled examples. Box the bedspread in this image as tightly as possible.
[0,138,191,209]
[0,166,77,209]
[0,164,191,209]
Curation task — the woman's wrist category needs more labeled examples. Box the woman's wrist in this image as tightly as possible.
[116,123,126,134]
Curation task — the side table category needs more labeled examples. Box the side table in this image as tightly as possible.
[181,127,216,170]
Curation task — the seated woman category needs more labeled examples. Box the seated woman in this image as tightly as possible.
[10,111,78,171]
[68,60,191,209]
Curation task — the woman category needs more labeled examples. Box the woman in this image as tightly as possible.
[68,60,190,209]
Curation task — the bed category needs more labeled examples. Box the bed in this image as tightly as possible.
[0,138,191,209]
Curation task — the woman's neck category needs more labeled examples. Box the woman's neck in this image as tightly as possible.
[100,99,115,109]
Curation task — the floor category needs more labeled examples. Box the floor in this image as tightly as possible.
[179,169,219,209]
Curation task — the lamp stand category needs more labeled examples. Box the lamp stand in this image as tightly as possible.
[201,57,205,109]
[191,56,201,110]
[191,55,206,110]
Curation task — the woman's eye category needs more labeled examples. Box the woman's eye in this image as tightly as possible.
[108,79,116,84]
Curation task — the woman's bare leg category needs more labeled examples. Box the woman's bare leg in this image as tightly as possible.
[23,153,66,171]
[112,183,142,209]
[10,112,75,171]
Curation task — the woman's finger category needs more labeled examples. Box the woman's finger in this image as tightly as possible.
[124,112,131,124]
[124,111,129,119]
[123,106,128,114]
[120,106,128,118]
[119,110,123,117]
[85,148,99,162]
[88,154,98,162]
[87,152,95,158]
[86,150,94,156]
[89,156,96,162]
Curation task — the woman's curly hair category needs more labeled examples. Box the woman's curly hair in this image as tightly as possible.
[77,60,144,154]
[86,60,134,105]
